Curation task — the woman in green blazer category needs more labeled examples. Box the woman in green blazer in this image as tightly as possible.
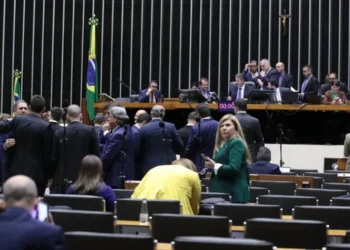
[204,114,251,203]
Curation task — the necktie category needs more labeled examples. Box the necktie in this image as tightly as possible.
[237,88,242,99]
[301,79,308,93]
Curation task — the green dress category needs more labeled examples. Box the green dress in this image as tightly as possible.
[209,138,250,203]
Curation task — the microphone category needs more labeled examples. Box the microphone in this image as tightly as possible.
[278,124,284,136]
[117,79,138,95]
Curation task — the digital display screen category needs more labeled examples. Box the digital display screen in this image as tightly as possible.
[218,101,235,113]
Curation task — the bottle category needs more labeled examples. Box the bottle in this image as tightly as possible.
[139,198,149,224]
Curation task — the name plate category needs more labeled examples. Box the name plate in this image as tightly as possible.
[218,101,235,112]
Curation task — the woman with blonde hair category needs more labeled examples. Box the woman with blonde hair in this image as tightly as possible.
[204,114,251,203]
[132,158,201,215]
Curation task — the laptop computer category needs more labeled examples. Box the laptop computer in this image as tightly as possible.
[281,91,299,104]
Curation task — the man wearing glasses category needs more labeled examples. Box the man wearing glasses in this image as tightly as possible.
[299,65,319,102]
[138,80,163,103]
[319,72,348,95]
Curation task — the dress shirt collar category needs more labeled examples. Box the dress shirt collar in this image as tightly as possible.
[201,117,212,121]
[134,124,141,129]
[237,111,247,114]
[49,119,58,123]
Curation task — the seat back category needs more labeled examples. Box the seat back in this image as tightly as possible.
[250,187,269,203]
[151,214,231,242]
[214,203,281,225]
[344,179,350,184]
[323,183,350,193]
[201,192,231,202]
[245,218,327,249]
[174,236,274,250]
[326,243,350,250]
[313,177,324,188]
[43,194,105,211]
[332,197,350,206]
[116,199,181,220]
[290,169,318,175]
[50,210,114,233]
[251,181,296,195]
[294,206,350,229]
[113,189,134,199]
[65,232,154,250]
[201,185,208,192]
[304,172,338,183]
[129,95,140,103]
[296,188,348,205]
[258,195,317,215]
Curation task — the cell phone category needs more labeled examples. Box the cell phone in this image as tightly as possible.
[200,153,207,161]
[32,201,49,222]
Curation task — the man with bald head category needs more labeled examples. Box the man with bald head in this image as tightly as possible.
[0,175,65,249]
[52,104,99,193]
[275,62,293,89]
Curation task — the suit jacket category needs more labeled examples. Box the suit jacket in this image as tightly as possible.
[228,84,254,102]
[280,73,293,88]
[0,114,53,183]
[260,67,280,84]
[301,76,319,101]
[101,126,135,188]
[235,112,264,163]
[248,161,281,175]
[52,121,100,184]
[94,125,101,136]
[139,119,183,176]
[184,119,219,171]
[177,125,193,157]
[242,70,259,85]
[323,90,346,104]
[50,122,62,132]
[0,127,12,182]
[131,125,142,179]
[138,89,162,103]
[0,207,65,250]
[344,134,350,172]
[320,82,348,95]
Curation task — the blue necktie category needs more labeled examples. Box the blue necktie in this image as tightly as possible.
[237,88,242,99]
[301,79,308,93]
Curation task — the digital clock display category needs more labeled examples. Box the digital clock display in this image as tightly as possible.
[218,101,235,113]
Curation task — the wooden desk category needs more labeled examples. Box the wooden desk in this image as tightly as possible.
[156,243,307,250]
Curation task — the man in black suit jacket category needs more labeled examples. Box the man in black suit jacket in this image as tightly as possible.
[234,99,264,163]
[94,113,105,136]
[0,175,65,249]
[228,73,254,102]
[177,111,197,157]
[0,95,53,196]
[248,147,281,175]
[52,105,100,193]
[276,62,293,88]
[300,65,319,102]
[49,107,63,132]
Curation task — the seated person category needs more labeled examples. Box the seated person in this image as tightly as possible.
[138,80,162,103]
[248,147,281,175]
[197,78,211,100]
[66,155,117,212]
[132,158,201,215]
[267,78,289,103]
[319,73,348,95]
[228,73,254,101]
[323,81,346,105]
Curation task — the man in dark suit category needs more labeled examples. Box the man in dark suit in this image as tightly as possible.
[49,107,63,132]
[228,73,254,102]
[94,113,105,136]
[0,175,65,249]
[185,105,218,171]
[267,79,290,103]
[101,107,135,188]
[234,99,264,163]
[139,105,183,177]
[319,72,348,95]
[248,147,281,175]
[0,95,53,196]
[197,77,212,101]
[177,112,198,157]
[138,80,163,103]
[276,62,293,89]
[299,65,319,102]
[52,105,100,193]
[257,59,280,89]
[242,60,259,85]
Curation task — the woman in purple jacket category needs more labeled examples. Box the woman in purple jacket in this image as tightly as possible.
[66,155,117,212]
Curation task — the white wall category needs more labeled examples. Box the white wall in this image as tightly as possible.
[267,144,344,173]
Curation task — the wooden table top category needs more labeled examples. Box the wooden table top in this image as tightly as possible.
[156,243,307,250]
[94,102,350,111]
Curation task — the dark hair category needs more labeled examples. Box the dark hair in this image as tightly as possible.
[136,113,151,123]
[199,78,208,86]
[257,147,271,162]
[269,78,279,89]
[30,95,46,113]
[149,80,158,86]
[333,81,340,87]
[303,64,313,71]
[12,100,28,112]
[50,107,63,122]
[235,73,244,81]
[187,111,197,121]
[234,98,247,111]
[71,155,104,195]
[196,104,210,118]
[95,113,106,124]
[250,60,258,65]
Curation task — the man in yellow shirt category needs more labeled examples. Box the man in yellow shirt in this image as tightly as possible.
[132,159,201,215]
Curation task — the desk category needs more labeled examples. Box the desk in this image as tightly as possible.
[156,243,307,250]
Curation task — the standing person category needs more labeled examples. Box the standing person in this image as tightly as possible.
[177,112,198,157]
[93,113,106,136]
[0,95,53,196]
[49,107,63,132]
[52,105,100,193]
[204,114,251,203]
[299,65,319,102]
[234,99,264,163]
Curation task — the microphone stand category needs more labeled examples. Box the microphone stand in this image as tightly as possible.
[119,125,127,189]
[278,124,285,167]
[117,79,137,95]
